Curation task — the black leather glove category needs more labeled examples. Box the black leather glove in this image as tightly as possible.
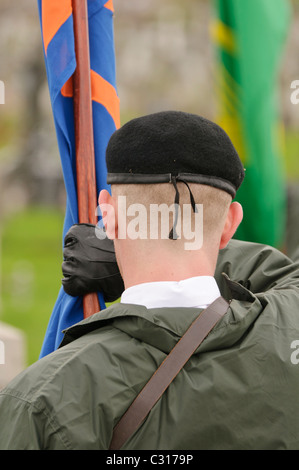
[62,223,124,302]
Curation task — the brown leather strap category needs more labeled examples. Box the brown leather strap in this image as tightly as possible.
[109,296,229,450]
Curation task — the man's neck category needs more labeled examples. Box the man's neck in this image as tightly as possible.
[116,241,218,290]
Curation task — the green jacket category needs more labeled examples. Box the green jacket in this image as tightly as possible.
[0,240,299,450]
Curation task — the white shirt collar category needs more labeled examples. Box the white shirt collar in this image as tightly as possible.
[120,276,221,310]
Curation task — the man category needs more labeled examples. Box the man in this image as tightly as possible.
[0,111,299,450]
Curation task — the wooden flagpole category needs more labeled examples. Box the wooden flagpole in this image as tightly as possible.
[72,0,100,318]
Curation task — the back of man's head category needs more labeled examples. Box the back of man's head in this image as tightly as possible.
[100,111,244,283]
[110,181,232,253]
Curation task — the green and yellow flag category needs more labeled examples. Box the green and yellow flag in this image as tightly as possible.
[212,0,291,248]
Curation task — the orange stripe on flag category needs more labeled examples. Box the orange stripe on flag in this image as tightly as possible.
[42,0,72,54]
[91,70,120,129]
[61,77,73,98]
[104,0,114,13]
[61,71,120,129]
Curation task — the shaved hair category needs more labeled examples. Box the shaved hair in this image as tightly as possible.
[111,183,232,250]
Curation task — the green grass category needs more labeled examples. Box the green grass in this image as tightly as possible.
[1,206,65,365]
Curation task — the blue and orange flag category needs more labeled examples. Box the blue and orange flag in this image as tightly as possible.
[37,0,120,357]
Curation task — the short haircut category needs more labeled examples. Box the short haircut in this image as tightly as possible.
[111,183,232,249]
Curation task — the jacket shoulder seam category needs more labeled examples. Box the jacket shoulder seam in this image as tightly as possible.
[0,388,73,450]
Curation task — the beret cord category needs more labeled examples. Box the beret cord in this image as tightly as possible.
[169,176,198,240]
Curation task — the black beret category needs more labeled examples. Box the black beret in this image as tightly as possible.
[106,110,245,198]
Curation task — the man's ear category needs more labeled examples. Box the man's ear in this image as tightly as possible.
[219,201,243,249]
[98,189,118,239]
